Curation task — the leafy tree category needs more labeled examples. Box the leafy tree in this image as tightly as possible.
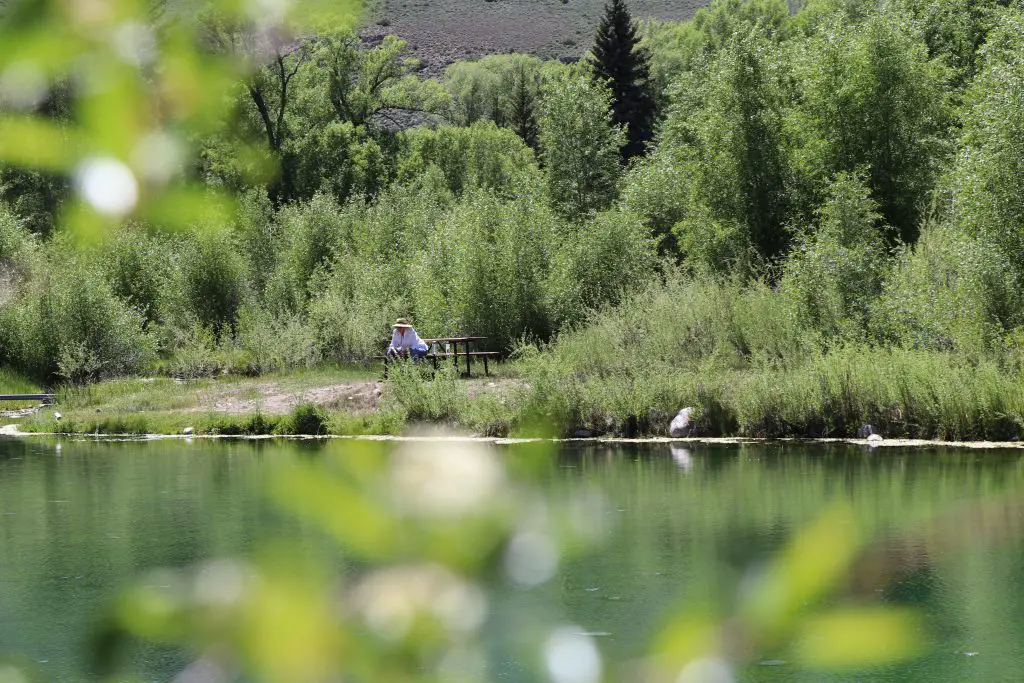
[950,6,1024,282]
[397,122,539,198]
[639,1,791,115]
[890,0,1013,90]
[665,33,791,270]
[793,0,879,33]
[791,11,949,243]
[0,79,74,236]
[199,10,308,203]
[589,0,657,159]
[619,148,693,257]
[443,60,503,125]
[286,121,390,204]
[312,33,446,129]
[0,167,68,237]
[539,67,625,221]
[441,55,544,149]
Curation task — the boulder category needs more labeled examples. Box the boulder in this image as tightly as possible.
[572,428,596,439]
[867,433,884,445]
[182,426,195,435]
[669,408,695,438]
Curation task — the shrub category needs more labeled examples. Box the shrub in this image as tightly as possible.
[782,172,888,338]
[871,219,1020,356]
[546,208,657,330]
[397,122,540,198]
[232,188,279,296]
[0,203,37,271]
[279,402,328,435]
[266,194,360,314]
[385,362,468,422]
[181,228,248,339]
[2,254,156,383]
[436,191,557,349]
[237,306,321,374]
[307,255,409,361]
[162,324,235,378]
[99,224,178,327]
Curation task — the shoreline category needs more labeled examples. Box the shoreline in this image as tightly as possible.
[3,423,1023,450]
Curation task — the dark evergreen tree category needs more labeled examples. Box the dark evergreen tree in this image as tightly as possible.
[589,0,656,160]
[503,61,541,151]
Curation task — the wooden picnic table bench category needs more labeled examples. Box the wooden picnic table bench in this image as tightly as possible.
[375,336,498,377]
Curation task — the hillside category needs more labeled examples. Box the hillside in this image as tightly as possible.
[363,0,711,73]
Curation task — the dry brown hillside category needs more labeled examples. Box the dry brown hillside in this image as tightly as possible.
[364,0,711,74]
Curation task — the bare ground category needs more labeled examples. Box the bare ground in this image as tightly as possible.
[363,0,712,75]
[186,377,519,415]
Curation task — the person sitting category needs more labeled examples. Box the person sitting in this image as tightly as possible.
[387,318,429,360]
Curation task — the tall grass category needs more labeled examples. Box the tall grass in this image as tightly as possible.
[0,368,41,394]
[513,276,1024,440]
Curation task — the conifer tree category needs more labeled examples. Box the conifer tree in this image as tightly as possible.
[503,61,541,151]
[589,0,656,160]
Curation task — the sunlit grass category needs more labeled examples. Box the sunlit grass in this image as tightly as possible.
[0,369,41,394]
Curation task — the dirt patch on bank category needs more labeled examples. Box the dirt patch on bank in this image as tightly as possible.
[188,380,385,415]
[189,378,520,415]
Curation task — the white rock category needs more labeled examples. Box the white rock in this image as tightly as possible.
[53,412,62,420]
[669,408,694,438]
[867,433,883,444]
[182,426,195,435]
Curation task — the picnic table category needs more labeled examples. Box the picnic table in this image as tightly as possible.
[422,336,498,377]
[378,336,498,377]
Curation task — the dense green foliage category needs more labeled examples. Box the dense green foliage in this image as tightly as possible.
[2,0,1024,439]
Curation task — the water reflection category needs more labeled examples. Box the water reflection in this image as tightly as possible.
[669,445,693,472]
[1,439,1024,682]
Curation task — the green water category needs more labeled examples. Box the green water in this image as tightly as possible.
[2,437,1024,682]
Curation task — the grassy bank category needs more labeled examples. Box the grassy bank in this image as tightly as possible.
[14,363,515,437]
[508,276,1024,441]
[18,349,1023,440]
[13,277,1024,440]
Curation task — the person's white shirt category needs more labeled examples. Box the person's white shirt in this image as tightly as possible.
[389,327,428,353]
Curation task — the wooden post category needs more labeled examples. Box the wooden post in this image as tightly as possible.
[465,340,472,377]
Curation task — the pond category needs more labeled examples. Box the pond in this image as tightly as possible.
[1,437,1023,682]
